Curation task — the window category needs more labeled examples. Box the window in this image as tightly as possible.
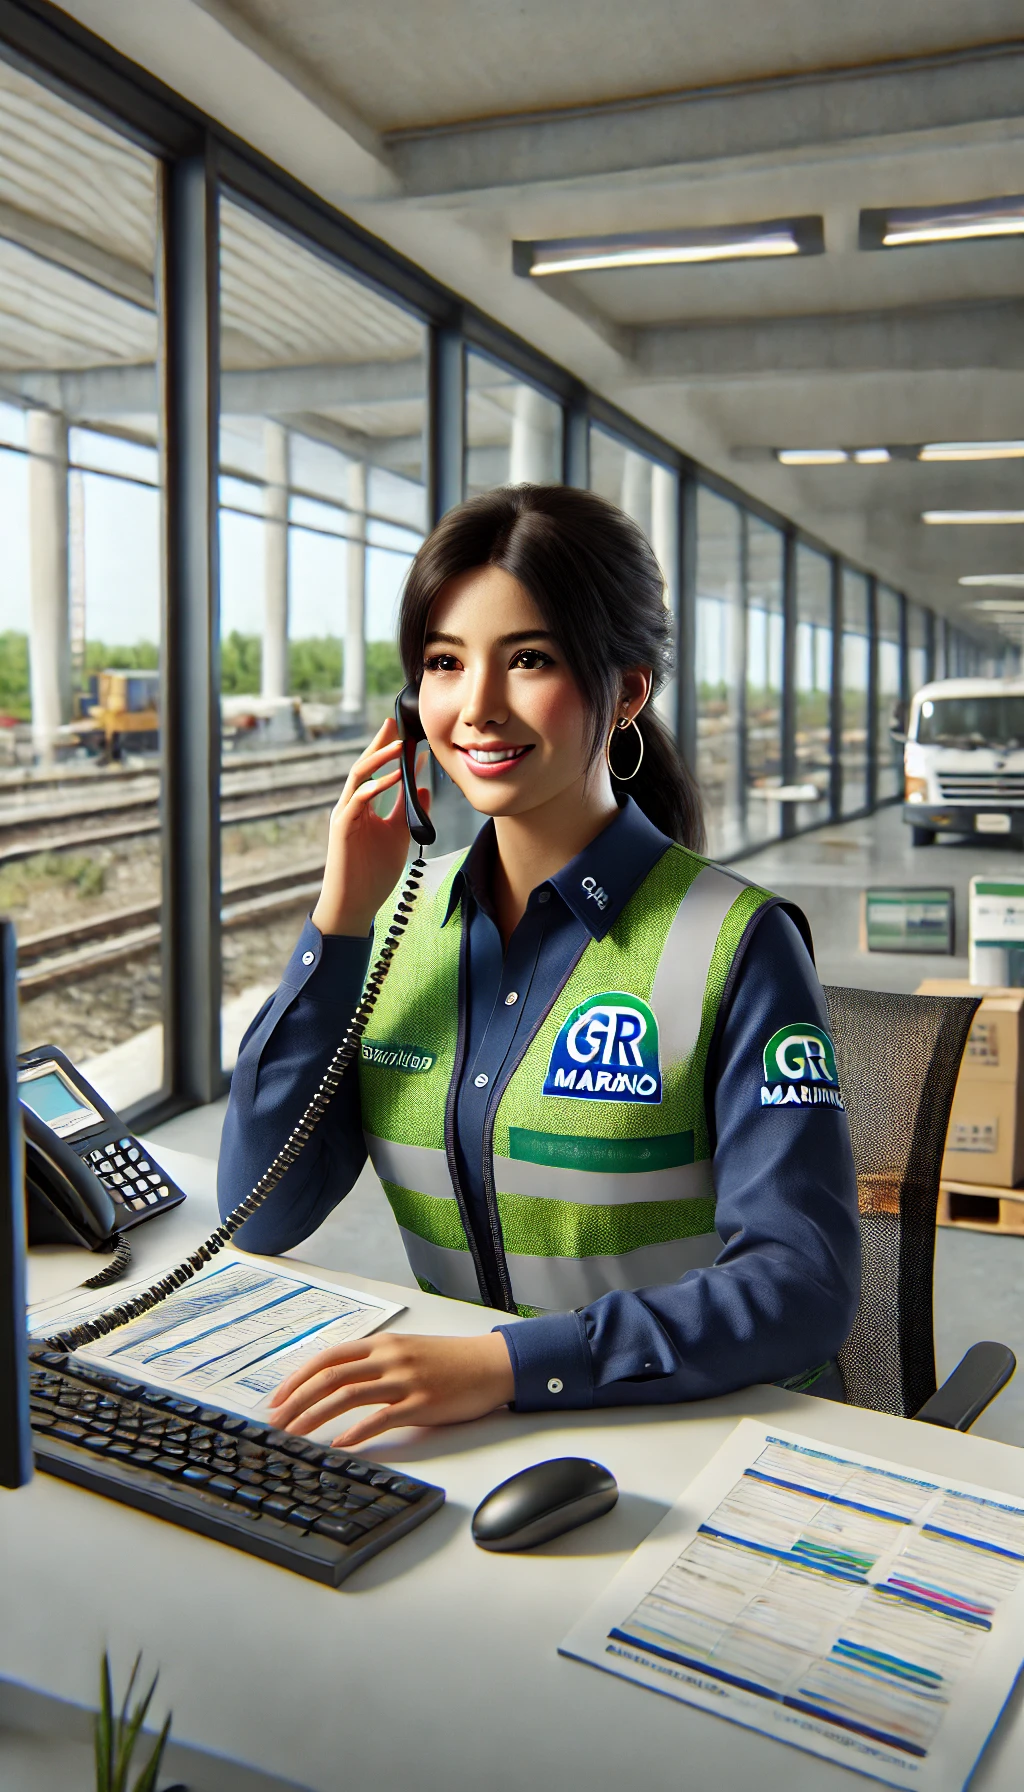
[794,546,833,829]
[464,353,561,493]
[694,490,743,857]
[218,198,427,1074]
[840,570,870,815]
[744,517,785,848]
[876,586,902,800]
[907,603,930,697]
[589,426,679,735]
[0,60,164,1112]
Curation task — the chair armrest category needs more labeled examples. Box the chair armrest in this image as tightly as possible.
[914,1342,1016,1432]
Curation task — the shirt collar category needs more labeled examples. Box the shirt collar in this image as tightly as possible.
[440,797,672,940]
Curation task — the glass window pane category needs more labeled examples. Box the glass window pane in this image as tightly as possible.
[0,58,165,1112]
[794,545,833,828]
[840,569,870,816]
[876,587,903,800]
[745,516,785,848]
[907,602,930,697]
[589,426,679,733]
[218,198,427,1074]
[695,489,743,857]
[464,353,561,493]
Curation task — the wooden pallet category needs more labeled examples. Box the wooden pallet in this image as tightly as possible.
[938,1179,1024,1237]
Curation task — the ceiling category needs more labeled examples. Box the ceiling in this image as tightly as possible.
[48,0,1024,646]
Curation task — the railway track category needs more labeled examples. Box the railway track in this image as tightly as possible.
[0,740,366,866]
[16,860,327,995]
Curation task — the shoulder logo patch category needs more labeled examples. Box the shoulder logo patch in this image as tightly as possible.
[761,1023,844,1108]
[543,991,662,1103]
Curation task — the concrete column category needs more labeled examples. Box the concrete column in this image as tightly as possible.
[620,448,652,536]
[342,459,367,724]
[27,409,71,766]
[262,421,289,699]
[509,383,554,483]
[650,464,679,730]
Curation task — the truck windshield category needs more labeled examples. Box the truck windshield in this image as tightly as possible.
[916,696,1024,749]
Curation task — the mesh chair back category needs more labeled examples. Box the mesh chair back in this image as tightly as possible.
[822,986,979,1418]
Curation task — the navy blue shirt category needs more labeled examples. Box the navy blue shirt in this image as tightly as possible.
[218,800,860,1411]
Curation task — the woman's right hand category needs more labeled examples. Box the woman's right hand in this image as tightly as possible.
[311,718,430,937]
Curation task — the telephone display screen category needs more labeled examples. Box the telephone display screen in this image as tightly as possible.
[18,1062,100,1138]
[20,1071,83,1124]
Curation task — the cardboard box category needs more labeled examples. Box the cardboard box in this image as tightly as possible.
[916,981,1024,1186]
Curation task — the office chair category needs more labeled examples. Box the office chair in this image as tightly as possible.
[823,985,1016,1431]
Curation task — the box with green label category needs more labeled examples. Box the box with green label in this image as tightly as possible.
[969,878,1024,987]
[862,888,954,954]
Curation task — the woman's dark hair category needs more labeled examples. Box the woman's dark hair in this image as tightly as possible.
[399,484,705,850]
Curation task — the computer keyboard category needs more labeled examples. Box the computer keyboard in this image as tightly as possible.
[27,1346,444,1585]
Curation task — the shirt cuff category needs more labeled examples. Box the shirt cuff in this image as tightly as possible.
[282,916,372,1003]
[494,1311,593,1411]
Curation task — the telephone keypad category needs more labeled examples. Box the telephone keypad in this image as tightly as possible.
[80,1132,180,1221]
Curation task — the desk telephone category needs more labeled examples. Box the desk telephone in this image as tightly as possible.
[41,688,434,1352]
[19,1044,185,1279]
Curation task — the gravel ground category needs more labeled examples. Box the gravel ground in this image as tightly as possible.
[12,809,332,1060]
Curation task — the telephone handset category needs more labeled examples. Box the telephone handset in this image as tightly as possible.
[47,687,433,1352]
[395,684,436,848]
[19,1045,186,1287]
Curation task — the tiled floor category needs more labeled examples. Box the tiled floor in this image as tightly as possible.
[150,801,1024,1449]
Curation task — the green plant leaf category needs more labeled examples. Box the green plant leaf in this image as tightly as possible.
[113,1668,158,1792]
[95,1652,114,1792]
[130,1708,172,1792]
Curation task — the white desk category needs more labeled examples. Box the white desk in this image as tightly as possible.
[6,1146,1024,1792]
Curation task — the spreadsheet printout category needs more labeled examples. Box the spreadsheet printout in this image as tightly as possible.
[560,1421,1024,1791]
[28,1253,403,1413]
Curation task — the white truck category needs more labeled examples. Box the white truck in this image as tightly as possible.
[902,677,1024,846]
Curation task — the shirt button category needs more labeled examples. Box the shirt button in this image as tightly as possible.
[547,1377,563,1394]
[301,951,315,966]
[537,891,551,905]
[474,1073,489,1088]
[504,991,519,1006]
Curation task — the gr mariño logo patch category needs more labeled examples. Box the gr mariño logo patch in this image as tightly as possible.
[761,1023,844,1109]
[543,992,662,1103]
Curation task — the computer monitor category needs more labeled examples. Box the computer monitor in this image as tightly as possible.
[0,917,32,1488]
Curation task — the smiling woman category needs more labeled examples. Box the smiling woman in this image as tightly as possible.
[218,482,860,1449]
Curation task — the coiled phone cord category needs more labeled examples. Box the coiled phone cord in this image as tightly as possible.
[82,1235,134,1290]
[47,855,428,1353]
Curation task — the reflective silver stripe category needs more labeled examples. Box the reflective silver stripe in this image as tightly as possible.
[505,1233,719,1311]
[419,848,466,901]
[650,863,749,1072]
[492,1153,713,1206]
[365,1134,452,1200]
[398,1228,482,1303]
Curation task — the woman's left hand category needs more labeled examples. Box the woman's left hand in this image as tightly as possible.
[267,1331,516,1448]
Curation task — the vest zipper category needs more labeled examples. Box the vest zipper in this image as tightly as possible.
[443,916,499,1307]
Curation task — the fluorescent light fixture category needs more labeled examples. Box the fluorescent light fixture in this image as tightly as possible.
[513,215,824,277]
[853,448,890,464]
[776,448,848,466]
[861,195,1024,250]
[921,441,1024,462]
[923,511,1024,525]
[970,599,1024,612]
[959,574,1024,588]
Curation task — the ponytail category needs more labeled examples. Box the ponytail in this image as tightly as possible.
[622,706,705,853]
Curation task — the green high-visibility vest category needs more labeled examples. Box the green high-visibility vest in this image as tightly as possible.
[357,842,783,1316]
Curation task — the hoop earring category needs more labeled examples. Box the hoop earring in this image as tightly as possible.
[605,715,644,782]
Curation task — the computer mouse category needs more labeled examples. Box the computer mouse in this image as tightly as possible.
[471,1456,618,1552]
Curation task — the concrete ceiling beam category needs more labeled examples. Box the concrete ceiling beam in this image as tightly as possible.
[384,40,1024,197]
[0,201,154,309]
[631,300,1024,382]
[2,357,426,418]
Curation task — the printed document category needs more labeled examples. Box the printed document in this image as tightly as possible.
[560,1421,1024,1791]
[29,1252,403,1414]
